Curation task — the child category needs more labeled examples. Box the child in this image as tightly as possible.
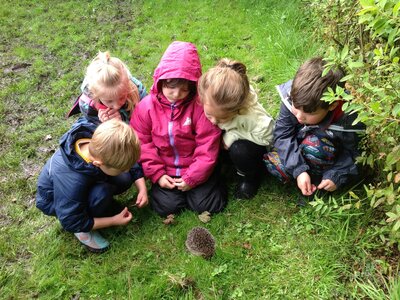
[198,59,275,199]
[264,57,365,196]
[67,51,147,124]
[36,119,148,253]
[131,41,227,217]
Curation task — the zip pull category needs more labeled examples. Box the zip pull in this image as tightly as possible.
[170,103,176,120]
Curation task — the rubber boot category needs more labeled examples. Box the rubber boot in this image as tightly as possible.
[234,170,260,200]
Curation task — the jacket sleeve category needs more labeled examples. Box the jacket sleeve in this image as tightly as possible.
[182,108,221,187]
[130,97,167,184]
[52,168,94,233]
[130,76,147,100]
[274,103,309,178]
[223,114,275,148]
[78,93,101,125]
[322,129,364,188]
[129,162,144,181]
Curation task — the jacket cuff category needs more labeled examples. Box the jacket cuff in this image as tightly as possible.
[182,175,196,188]
[151,170,166,184]
[322,173,344,189]
[292,165,310,179]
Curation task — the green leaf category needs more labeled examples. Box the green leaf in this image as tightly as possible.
[392,104,400,117]
[389,46,399,58]
[386,212,397,219]
[341,45,349,61]
[370,101,381,113]
[340,74,354,82]
[359,0,375,9]
[348,61,364,68]
[393,220,400,231]
[388,28,399,45]
[393,1,400,17]
[349,191,360,199]
[387,172,393,182]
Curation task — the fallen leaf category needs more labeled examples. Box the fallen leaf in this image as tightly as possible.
[198,211,211,223]
[163,214,176,225]
[242,242,252,250]
[252,75,264,83]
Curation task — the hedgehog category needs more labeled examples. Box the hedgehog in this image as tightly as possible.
[185,227,216,259]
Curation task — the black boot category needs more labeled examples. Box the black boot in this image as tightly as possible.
[234,171,260,200]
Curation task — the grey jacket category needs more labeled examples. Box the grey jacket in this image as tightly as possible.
[274,80,365,188]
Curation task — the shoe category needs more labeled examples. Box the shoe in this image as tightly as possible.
[234,179,259,199]
[74,231,110,253]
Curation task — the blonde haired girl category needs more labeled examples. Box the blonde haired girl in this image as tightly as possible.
[68,51,147,124]
[198,58,275,199]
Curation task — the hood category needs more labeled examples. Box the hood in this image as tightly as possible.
[59,119,102,175]
[151,41,202,96]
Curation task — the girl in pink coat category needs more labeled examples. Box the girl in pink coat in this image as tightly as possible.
[131,41,227,217]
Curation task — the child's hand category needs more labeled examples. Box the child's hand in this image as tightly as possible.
[136,190,149,208]
[158,175,176,189]
[174,178,191,191]
[98,108,122,122]
[317,179,337,192]
[296,172,316,196]
[113,207,132,226]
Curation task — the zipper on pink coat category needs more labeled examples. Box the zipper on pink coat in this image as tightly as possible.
[168,103,181,177]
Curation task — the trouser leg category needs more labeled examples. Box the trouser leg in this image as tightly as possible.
[228,140,266,199]
[87,172,134,217]
[150,184,187,217]
[186,170,227,213]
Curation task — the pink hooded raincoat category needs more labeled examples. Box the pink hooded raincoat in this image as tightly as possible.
[130,41,221,188]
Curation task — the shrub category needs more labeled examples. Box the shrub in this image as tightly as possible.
[306,0,400,247]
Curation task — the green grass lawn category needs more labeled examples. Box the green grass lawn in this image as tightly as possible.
[0,0,397,299]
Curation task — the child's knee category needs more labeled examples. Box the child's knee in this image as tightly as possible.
[263,151,290,183]
[300,134,336,171]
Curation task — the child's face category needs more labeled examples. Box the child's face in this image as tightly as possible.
[203,98,236,125]
[98,93,127,110]
[162,81,190,103]
[291,105,330,125]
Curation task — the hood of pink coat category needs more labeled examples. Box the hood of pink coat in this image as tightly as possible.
[151,41,202,96]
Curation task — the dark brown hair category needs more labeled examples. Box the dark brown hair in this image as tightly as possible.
[161,78,197,100]
[291,57,345,113]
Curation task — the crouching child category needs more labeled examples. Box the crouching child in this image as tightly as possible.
[36,119,148,253]
[264,57,365,197]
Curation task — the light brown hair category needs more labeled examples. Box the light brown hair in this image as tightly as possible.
[89,119,140,170]
[86,51,140,112]
[198,58,251,114]
[291,57,345,113]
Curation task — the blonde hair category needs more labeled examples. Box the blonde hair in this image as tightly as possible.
[86,51,140,112]
[198,58,250,114]
[89,119,141,170]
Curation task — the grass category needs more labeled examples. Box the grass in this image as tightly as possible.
[0,0,397,299]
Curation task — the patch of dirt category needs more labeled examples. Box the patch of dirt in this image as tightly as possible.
[3,62,32,74]
[22,160,43,180]
[0,213,13,227]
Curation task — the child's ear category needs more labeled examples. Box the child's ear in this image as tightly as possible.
[92,160,103,168]
[328,101,339,111]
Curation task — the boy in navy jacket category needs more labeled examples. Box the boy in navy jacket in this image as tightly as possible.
[36,119,147,252]
[264,57,365,196]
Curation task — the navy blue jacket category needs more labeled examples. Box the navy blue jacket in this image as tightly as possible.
[274,80,365,188]
[36,119,143,232]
